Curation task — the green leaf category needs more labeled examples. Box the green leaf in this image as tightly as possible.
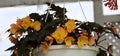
[5,45,17,51]
[46,2,67,18]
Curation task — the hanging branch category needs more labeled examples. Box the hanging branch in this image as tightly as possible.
[104,0,118,10]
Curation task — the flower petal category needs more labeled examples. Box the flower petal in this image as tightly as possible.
[22,16,31,29]
[65,19,76,33]
[45,36,53,46]
[88,36,96,46]
[32,21,41,31]
[77,35,88,48]
[65,36,74,47]
[52,27,68,44]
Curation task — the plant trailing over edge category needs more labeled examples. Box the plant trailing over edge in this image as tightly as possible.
[6,2,120,56]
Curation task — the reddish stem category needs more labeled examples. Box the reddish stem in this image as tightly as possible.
[104,0,118,10]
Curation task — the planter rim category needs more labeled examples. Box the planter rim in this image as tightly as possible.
[49,45,98,52]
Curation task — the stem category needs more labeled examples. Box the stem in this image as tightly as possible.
[97,45,107,51]
[98,39,106,44]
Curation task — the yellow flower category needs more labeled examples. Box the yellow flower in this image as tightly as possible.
[40,42,49,54]
[31,21,41,31]
[52,27,68,44]
[77,35,88,48]
[65,19,76,33]
[21,16,31,29]
[9,36,18,44]
[10,24,21,34]
[16,18,23,29]
[65,36,75,47]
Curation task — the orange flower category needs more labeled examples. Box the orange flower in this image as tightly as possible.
[77,35,88,48]
[16,18,23,29]
[39,42,49,54]
[10,24,21,34]
[88,36,96,46]
[21,16,31,29]
[31,21,41,31]
[65,19,76,33]
[52,27,68,44]
[65,36,75,47]
[9,36,18,44]
[45,36,53,46]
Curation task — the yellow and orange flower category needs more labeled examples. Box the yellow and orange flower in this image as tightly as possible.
[10,24,22,35]
[88,36,96,46]
[77,35,88,48]
[16,18,23,29]
[45,36,54,46]
[65,36,75,47]
[65,19,76,33]
[21,16,31,29]
[52,27,68,44]
[31,21,41,31]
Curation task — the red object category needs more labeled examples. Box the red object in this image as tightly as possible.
[104,0,118,10]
